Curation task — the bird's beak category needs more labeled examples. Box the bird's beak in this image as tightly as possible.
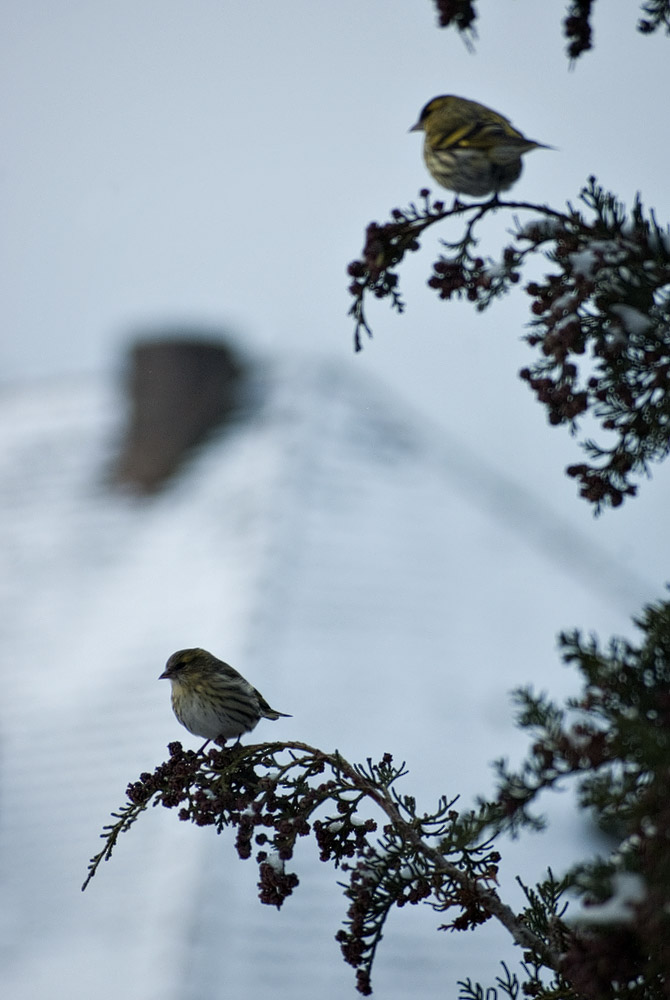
[409,120,423,133]
[158,669,169,680]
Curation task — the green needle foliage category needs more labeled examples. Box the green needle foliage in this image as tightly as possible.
[84,12,670,994]
[84,597,670,997]
[348,179,670,511]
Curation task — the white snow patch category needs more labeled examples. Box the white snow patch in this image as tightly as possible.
[567,873,646,926]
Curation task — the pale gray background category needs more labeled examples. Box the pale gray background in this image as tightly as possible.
[2,0,669,568]
[1,3,668,997]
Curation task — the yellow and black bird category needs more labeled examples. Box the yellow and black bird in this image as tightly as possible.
[410,95,549,198]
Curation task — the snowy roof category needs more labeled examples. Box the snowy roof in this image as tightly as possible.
[0,356,653,998]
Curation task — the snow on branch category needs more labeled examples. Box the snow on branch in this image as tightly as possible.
[347,179,670,512]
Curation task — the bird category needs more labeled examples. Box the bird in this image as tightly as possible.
[159,647,291,745]
[409,95,549,198]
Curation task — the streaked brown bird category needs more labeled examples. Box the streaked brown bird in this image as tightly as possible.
[160,648,291,744]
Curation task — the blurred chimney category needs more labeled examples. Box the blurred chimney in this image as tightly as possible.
[112,335,246,493]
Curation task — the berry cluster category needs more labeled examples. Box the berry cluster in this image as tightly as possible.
[518,179,670,509]
[349,179,670,510]
[433,0,477,33]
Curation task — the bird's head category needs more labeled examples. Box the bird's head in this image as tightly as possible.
[159,647,208,680]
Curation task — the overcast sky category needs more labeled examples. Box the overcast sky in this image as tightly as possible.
[2,0,669,601]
